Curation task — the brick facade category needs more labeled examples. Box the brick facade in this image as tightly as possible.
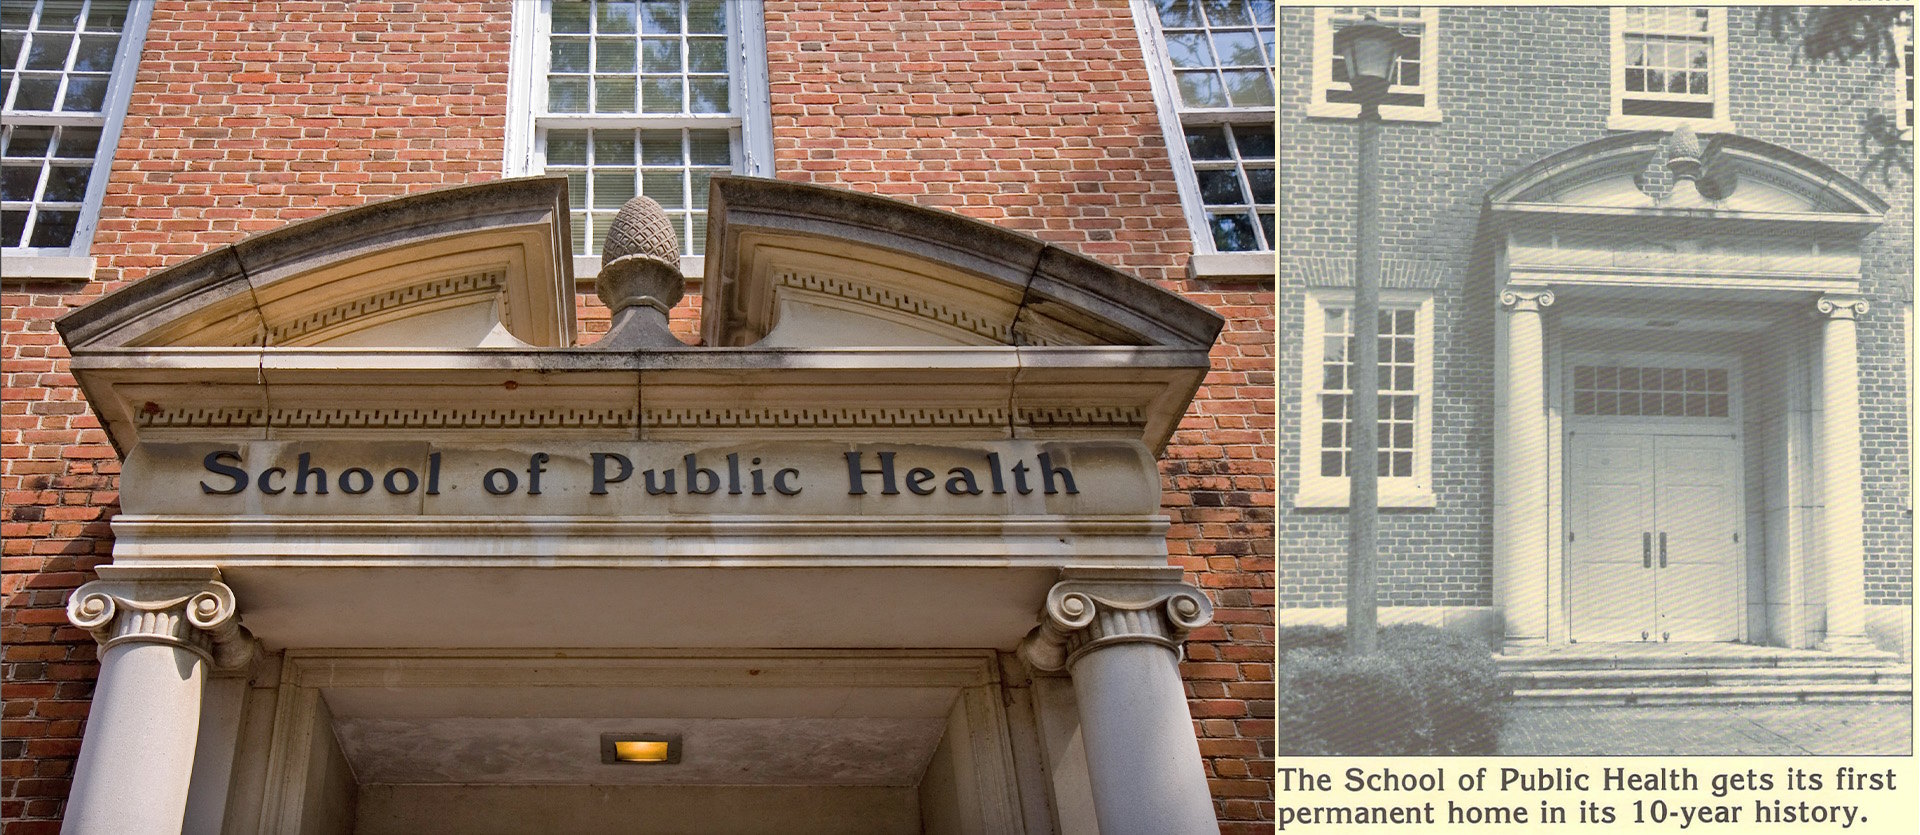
[2,1,1274,830]
[1278,6,1911,614]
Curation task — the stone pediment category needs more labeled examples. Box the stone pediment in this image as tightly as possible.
[58,177,1222,456]
[1484,133,1888,295]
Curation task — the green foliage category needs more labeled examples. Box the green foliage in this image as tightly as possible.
[1276,624,1509,756]
[1757,6,1910,68]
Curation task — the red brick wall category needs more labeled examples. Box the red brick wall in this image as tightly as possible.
[2,3,513,831]
[762,2,1273,826]
[3,1,1275,831]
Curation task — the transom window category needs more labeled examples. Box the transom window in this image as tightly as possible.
[1572,365,1730,419]
[1307,7,1441,123]
[1609,7,1731,131]
[510,0,771,268]
[1,0,147,259]
[1136,0,1275,260]
[1298,290,1434,508]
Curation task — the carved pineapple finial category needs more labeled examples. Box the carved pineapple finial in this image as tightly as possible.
[592,195,686,348]
[1665,124,1704,182]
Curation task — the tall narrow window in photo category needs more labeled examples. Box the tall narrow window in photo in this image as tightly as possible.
[1134,0,1275,274]
[1,0,150,265]
[509,0,772,268]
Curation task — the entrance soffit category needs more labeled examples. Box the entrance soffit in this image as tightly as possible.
[1485,131,1887,297]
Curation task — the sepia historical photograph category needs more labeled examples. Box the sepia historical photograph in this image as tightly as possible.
[1276,5,1913,759]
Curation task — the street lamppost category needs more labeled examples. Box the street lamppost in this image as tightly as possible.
[1332,16,1412,656]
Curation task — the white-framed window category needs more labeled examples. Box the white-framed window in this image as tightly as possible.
[1307,7,1441,124]
[1,0,150,275]
[1609,7,1733,133]
[1297,289,1434,509]
[1132,0,1274,272]
[507,0,772,275]
[1898,14,1913,137]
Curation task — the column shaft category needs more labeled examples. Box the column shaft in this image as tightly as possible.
[1816,298,1870,649]
[1071,643,1218,834]
[1497,290,1552,650]
[62,642,207,835]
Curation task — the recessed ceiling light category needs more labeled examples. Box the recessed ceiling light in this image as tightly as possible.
[601,733,681,764]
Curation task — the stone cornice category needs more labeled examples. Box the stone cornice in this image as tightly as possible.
[66,567,255,670]
[1018,567,1213,672]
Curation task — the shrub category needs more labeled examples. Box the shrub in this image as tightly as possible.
[1276,624,1508,755]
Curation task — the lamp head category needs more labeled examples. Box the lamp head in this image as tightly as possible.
[1334,15,1414,107]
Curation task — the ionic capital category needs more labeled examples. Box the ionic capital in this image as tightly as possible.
[67,568,254,670]
[1815,295,1869,321]
[1499,286,1556,314]
[1018,568,1213,673]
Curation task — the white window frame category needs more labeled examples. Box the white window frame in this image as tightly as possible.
[1307,7,1441,124]
[1,0,153,278]
[1130,0,1274,279]
[1297,289,1435,509]
[1897,16,1913,138]
[1608,6,1734,133]
[505,0,773,280]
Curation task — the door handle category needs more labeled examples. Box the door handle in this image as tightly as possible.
[1659,532,1667,568]
[1643,532,1652,568]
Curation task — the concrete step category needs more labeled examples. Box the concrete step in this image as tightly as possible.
[1504,665,1912,691]
[1508,682,1914,707]
[1495,649,1902,673]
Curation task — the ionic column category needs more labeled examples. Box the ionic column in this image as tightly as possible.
[1018,567,1217,834]
[62,567,254,835]
[1496,287,1554,651]
[1814,295,1873,651]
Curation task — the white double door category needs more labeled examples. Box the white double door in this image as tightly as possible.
[1569,433,1740,643]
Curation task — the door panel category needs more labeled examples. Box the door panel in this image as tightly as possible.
[1568,436,1657,642]
[1654,435,1740,641]
[1567,433,1739,642]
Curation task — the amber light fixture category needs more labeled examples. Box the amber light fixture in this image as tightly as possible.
[600,733,682,764]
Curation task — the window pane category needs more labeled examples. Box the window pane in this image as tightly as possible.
[1155,0,1203,29]
[5,126,53,156]
[1,165,40,200]
[552,1,591,34]
[1,210,24,246]
[86,1,129,31]
[26,34,70,69]
[596,75,637,111]
[687,0,725,34]
[1208,212,1257,251]
[41,163,87,200]
[598,38,639,74]
[688,129,729,165]
[547,131,588,165]
[1221,69,1272,107]
[548,77,589,112]
[1201,0,1250,27]
[641,38,679,73]
[641,76,682,112]
[689,77,728,113]
[1167,33,1212,68]
[61,73,106,110]
[601,1,640,34]
[1212,31,1261,66]
[1246,167,1273,203]
[551,37,590,73]
[72,34,117,72]
[28,208,76,246]
[1184,125,1230,160]
[1196,169,1244,204]
[1233,124,1273,158]
[638,0,677,34]
[687,37,725,73]
[642,169,683,208]
[641,129,682,164]
[594,132,636,164]
[1175,71,1227,107]
[593,168,635,209]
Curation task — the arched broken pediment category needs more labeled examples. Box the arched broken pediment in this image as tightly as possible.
[57,177,1223,457]
[59,178,578,351]
[1484,132,1887,294]
[699,176,1220,350]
